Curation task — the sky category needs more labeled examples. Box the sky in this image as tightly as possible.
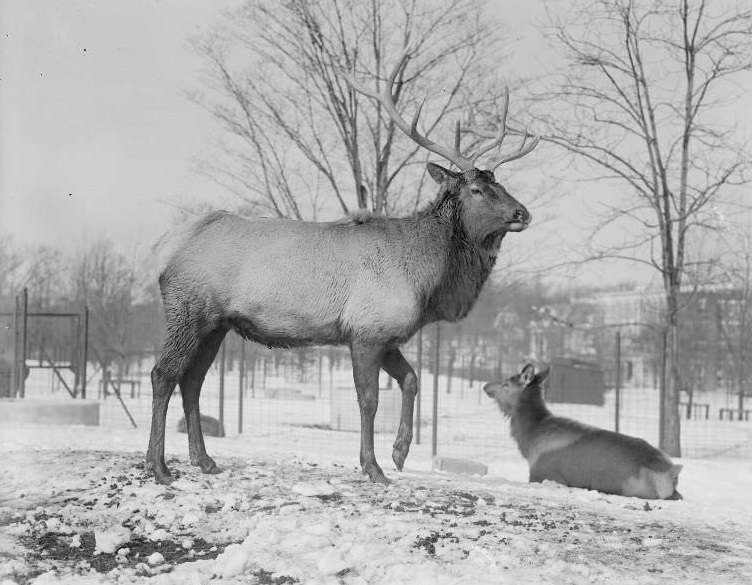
[0,0,227,256]
[0,0,748,287]
[0,0,551,251]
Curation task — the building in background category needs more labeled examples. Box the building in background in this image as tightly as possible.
[527,283,749,397]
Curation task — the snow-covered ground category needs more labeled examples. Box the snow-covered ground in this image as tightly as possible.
[1,422,752,585]
[4,357,751,583]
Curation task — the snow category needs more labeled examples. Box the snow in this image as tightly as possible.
[1,423,751,585]
[93,526,131,555]
[145,553,164,566]
[4,361,752,585]
[291,482,336,497]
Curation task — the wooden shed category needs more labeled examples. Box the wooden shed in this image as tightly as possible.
[546,357,605,406]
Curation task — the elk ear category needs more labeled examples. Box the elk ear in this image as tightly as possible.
[427,163,460,185]
[519,363,535,386]
[533,367,550,386]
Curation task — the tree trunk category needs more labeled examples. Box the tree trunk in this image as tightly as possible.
[662,291,682,457]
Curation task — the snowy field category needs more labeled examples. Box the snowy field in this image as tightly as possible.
[2,358,751,583]
[1,420,752,585]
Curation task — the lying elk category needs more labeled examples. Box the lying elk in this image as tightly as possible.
[484,365,683,499]
[146,55,539,484]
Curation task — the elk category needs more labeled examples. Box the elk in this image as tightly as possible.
[146,54,539,484]
[484,365,683,499]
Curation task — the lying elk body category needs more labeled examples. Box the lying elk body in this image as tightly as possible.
[484,365,682,499]
[146,55,539,484]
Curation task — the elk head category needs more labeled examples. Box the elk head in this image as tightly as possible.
[342,53,538,244]
[483,363,550,417]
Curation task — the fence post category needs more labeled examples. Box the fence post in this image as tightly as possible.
[432,323,440,458]
[19,287,28,398]
[329,352,334,399]
[238,339,245,434]
[81,306,89,399]
[250,350,256,398]
[318,349,323,398]
[219,340,226,431]
[445,348,454,395]
[415,329,422,445]
[10,294,19,397]
[614,330,621,433]
[73,314,81,397]
[460,356,465,400]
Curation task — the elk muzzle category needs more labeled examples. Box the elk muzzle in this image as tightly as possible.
[505,207,531,232]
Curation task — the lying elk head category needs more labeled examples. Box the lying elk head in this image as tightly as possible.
[343,54,538,241]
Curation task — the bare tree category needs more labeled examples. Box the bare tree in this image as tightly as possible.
[0,236,24,300]
[69,239,139,374]
[21,246,66,310]
[0,240,62,306]
[717,227,752,419]
[191,0,512,218]
[536,0,752,455]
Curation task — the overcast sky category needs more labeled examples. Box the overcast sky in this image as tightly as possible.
[0,0,549,246]
[0,1,748,287]
[0,1,229,255]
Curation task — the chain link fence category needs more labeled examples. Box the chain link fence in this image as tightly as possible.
[3,295,751,464]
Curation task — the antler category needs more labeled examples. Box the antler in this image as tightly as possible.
[461,89,540,171]
[341,53,477,172]
[341,54,539,172]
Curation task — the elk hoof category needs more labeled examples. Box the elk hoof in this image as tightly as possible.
[364,463,389,484]
[155,471,175,485]
[198,456,221,475]
[392,447,408,472]
[146,459,174,485]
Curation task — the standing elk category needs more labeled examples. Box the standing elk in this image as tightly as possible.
[146,54,539,484]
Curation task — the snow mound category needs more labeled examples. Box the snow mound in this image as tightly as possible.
[2,427,752,585]
[93,526,131,555]
[291,481,336,497]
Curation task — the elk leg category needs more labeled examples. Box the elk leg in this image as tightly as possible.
[179,327,227,475]
[381,348,418,471]
[351,343,387,484]
[146,306,206,484]
[147,329,199,484]
[146,360,178,485]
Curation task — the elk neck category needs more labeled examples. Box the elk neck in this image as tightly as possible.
[509,383,552,455]
[416,187,501,324]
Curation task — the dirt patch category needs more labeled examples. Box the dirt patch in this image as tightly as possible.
[254,568,299,584]
[30,531,221,573]
[412,530,460,556]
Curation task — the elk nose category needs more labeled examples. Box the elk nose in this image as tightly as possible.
[514,208,530,223]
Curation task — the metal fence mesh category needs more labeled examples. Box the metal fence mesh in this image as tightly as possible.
[8,334,750,464]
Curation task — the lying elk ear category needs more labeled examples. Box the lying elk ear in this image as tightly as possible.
[519,363,535,386]
[427,163,460,185]
[533,367,550,386]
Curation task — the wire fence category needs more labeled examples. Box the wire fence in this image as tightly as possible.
[4,323,751,465]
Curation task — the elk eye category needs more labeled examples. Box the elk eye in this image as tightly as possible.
[470,187,482,196]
